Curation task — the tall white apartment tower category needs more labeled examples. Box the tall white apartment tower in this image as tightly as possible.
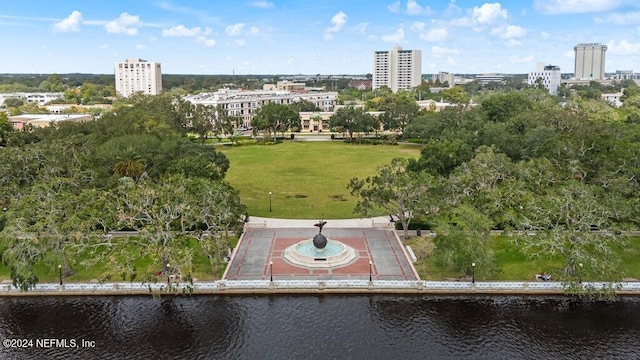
[115,58,162,97]
[373,46,422,93]
[574,43,607,80]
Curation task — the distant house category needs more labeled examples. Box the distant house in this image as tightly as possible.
[348,80,372,90]
[601,91,623,108]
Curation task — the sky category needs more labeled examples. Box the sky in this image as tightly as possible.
[1,0,639,75]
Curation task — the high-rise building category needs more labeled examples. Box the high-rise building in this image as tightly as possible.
[528,63,562,95]
[435,71,454,86]
[574,43,607,80]
[373,46,422,93]
[115,58,162,97]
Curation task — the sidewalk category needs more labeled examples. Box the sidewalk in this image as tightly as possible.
[245,216,394,228]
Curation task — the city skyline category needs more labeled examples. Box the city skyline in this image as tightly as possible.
[1,0,639,75]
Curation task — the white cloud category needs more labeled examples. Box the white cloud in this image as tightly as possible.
[506,39,523,46]
[564,50,574,58]
[136,44,146,50]
[100,43,108,49]
[248,26,261,36]
[324,11,347,40]
[162,25,211,37]
[226,23,245,36]
[432,46,459,55]
[196,36,216,47]
[354,22,369,34]
[105,13,141,35]
[533,0,633,15]
[594,11,640,25]
[382,28,405,42]
[509,55,534,63]
[540,31,550,38]
[607,39,640,55]
[410,21,425,32]
[473,3,508,24]
[407,0,433,15]
[491,25,526,39]
[250,0,274,8]
[420,27,448,41]
[233,39,246,47]
[326,11,347,33]
[387,1,401,13]
[53,10,83,33]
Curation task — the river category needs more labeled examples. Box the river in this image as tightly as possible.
[0,295,638,359]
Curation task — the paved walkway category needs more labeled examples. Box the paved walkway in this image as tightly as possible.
[224,224,418,281]
[245,216,394,229]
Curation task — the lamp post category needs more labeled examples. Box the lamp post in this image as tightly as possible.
[579,263,583,284]
[58,264,63,285]
[471,262,476,284]
[270,261,273,282]
[369,261,373,282]
[269,192,272,212]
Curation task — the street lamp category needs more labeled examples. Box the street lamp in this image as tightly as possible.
[579,263,583,284]
[269,192,272,212]
[270,261,273,282]
[58,264,63,285]
[369,261,373,282]
[471,262,476,284]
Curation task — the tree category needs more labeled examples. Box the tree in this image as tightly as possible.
[441,86,470,105]
[188,103,215,144]
[514,181,623,295]
[379,98,420,133]
[0,112,12,146]
[3,97,24,108]
[113,147,145,180]
[431,204,495,279]
[348,158,438,239]
[251,103,300,140]
[1,181,100,290]
[105,175,245,280]
[407,138,474,176]
[329,106,376,140]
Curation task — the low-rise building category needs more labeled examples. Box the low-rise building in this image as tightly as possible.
[0,92,64,106]
[601,91,623,108]
[185,88,338,128]
[9,113,92,130]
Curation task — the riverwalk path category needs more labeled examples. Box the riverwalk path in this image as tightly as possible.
[2,216,639,296]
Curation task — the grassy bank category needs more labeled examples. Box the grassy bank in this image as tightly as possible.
[410,236,640,281]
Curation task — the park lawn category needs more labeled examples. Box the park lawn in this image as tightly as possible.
[413,236,640,281]
[0,236,234,283]
[218,141,421,219]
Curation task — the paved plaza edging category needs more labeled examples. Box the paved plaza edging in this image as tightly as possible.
[1,280,640,296]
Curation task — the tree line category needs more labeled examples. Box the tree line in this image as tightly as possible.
[349,87,640,295]
[0,94,246,290]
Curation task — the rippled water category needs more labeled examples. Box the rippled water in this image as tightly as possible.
[0,295,639,359]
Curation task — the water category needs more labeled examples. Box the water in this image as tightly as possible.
[295,240,345,258]
[0,295,639,359]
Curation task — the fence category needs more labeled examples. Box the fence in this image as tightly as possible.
[1,280,639,294]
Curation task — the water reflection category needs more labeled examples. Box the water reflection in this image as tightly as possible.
[0,295,638,359]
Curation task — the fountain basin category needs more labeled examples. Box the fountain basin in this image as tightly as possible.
[283,239,357,268]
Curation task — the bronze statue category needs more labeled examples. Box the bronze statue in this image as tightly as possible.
[314,220,327,234]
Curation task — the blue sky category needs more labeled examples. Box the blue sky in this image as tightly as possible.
[1,0,639,75]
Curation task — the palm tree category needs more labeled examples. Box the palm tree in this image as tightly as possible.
[113,147,145,180]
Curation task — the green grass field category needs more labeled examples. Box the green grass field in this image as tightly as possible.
[410,235,640,281]
[218,142,421,219]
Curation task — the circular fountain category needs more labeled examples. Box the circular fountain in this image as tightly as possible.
[283,221,357,268]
